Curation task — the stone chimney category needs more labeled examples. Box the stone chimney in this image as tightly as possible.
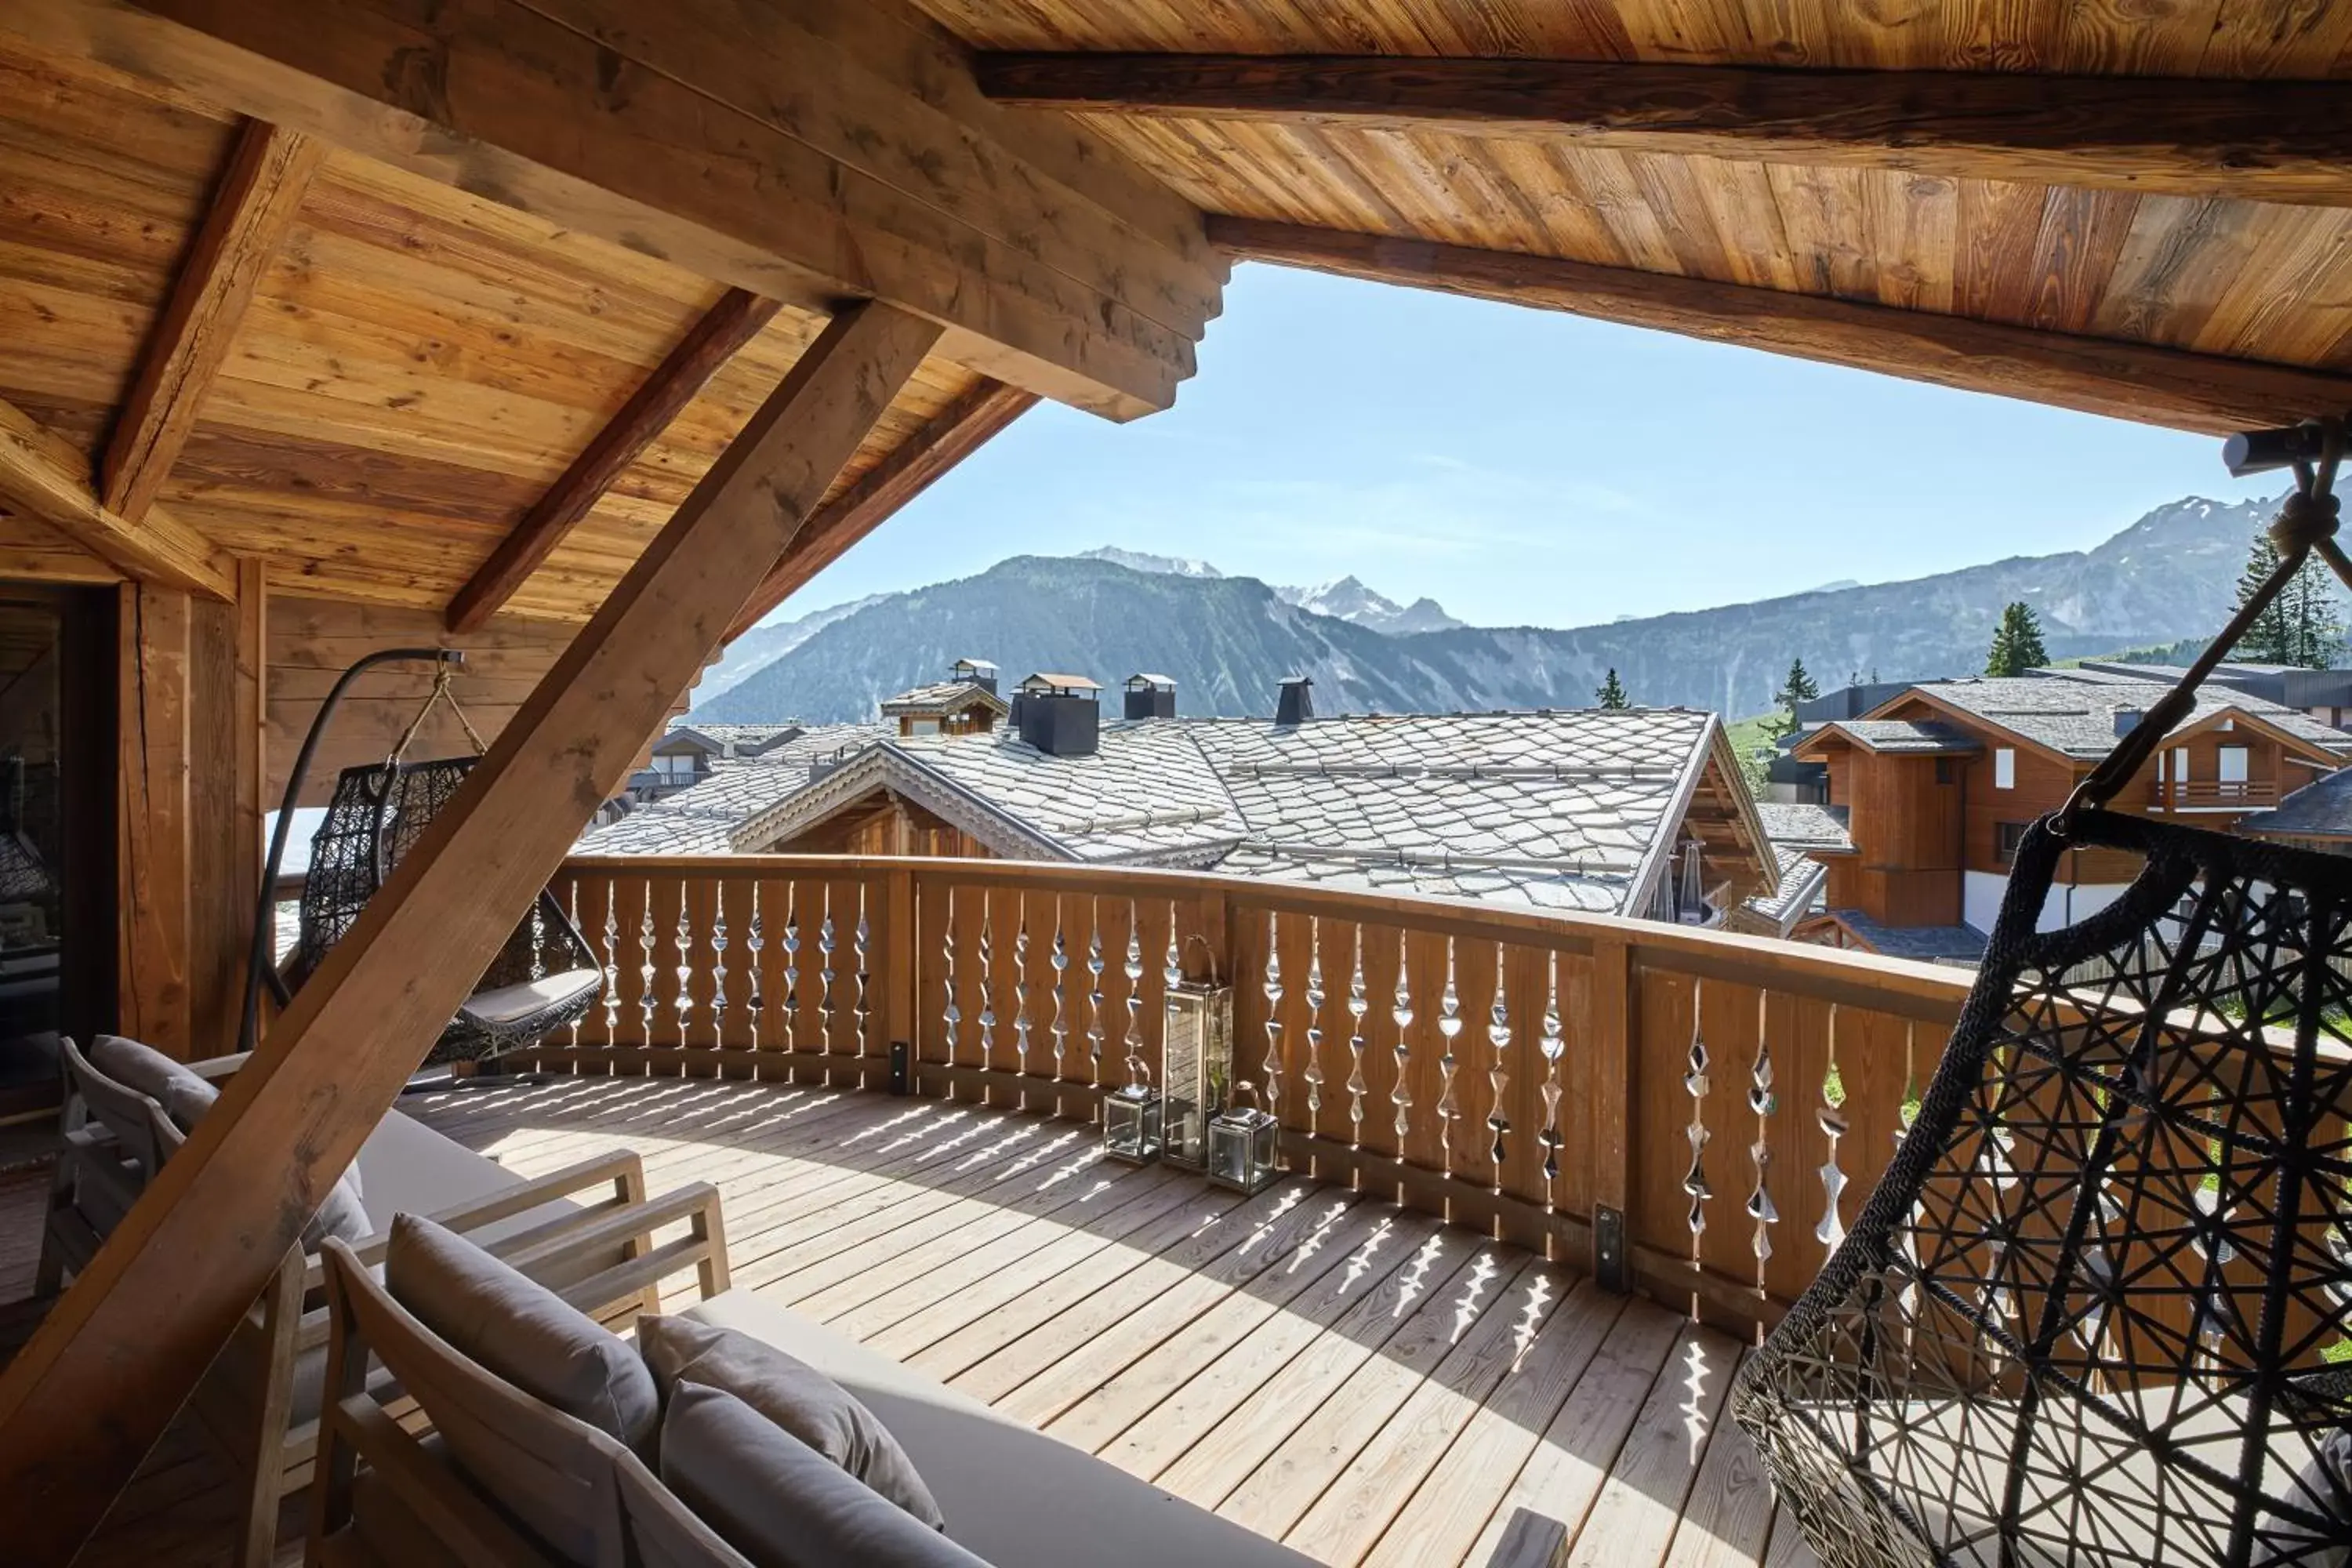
[1016,673,1102,757]
[1123,673,1176,720]
[1276,675,1314,726]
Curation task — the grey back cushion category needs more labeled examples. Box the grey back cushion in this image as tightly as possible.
[638,1313,945,1530]
[387,1214,659,1450]
[93,1033,370,1247]
[659,1382,989,1568]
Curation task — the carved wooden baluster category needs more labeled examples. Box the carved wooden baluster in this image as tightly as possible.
[1747,989,1777,1288]
[974,893,996,1065]
[1085,900,1106,1076]
[1816,1001,1849,1252]
[1122,902,1147,1089]
[780,891,803,1053]
[707,880,731,1046]
[1436,938,1463,1167]
[636,887,659,1042]
[938,886,960,1061]
[1390,931,1414,1142]
[1485,941,1512,1186]
[852,893,871,1057]
[1683,976,1711,1258]
[1302,920,1327,1120]
[816,888,839,1053]
[671,889,696,1048]
[1048,898,1069,1076]
[1261,912,1284,1120]
[1537,951,1564,1200]
[596,874,622,1044]
[742,882,765,1053]
[1013,896,1033,1076]
[1345,926,1369,1142]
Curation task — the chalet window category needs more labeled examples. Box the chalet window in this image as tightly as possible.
[1996,821,2029,863]
[652,753,699,783]
[1994,747,2016,789]
[2175,745,2191,782]
[2218,746,2249,784]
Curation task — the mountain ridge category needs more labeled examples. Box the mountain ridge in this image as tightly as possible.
[691,492,2283,724]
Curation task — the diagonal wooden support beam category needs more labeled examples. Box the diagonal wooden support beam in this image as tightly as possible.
[978,53,2352,209]
[0,397,233,600]
[0,301,943,1567]
[447,288,783,633]
[726,378,1037,641]
[1208,216,2352,436]
[104,118,323,524]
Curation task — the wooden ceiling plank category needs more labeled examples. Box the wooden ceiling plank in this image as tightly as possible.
[0,299,944,1568]
[0,397,232,599]
[726,377,1037,641]
[445,286,782,633]
[1207,215,2352,434]
[977,53,2352,209]
[102,117,323,523]
[6,0,1210,419]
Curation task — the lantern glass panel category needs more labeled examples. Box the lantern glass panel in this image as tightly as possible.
[1161,981,1232,1172]
[1104,1085,1162,1164]
[1207,1106,1278,1193]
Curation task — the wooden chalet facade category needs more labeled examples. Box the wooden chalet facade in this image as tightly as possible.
[1,0,2351,1563]
[1793,674,2352,957]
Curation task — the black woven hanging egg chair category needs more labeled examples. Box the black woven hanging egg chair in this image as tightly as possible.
[1735,421,2352,1568]
[245,652,602,1068]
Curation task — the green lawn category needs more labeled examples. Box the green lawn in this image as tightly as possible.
[1725,711,1783,792]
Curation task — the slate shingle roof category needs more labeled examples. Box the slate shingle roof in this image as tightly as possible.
[2235,768,2352,839]
[1813,719,1980,755]
[1743,846,1828,927]
[1755,801,1853,853]
[1907,675,2352,760]
[1828,910,1988,964]
[878,681,1007,718]
[729,708,1761,916]
[578,724,884,855]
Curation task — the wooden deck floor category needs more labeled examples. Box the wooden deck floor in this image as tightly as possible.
[9,1075,1828,1567]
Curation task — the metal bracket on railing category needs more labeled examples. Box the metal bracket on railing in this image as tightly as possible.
[1593,1205,1628,1293]
[889,1041,911,1097]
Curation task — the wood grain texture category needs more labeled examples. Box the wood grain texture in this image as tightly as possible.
[0,303,942,1567]
[101,117,322,523]
[445,287,782,633]
[1210,215,2352,433]
[0,397,232,598]
[727,378,1039,639]
[116,581,193,1056]
[9,0,1209,417]
[980,54,2352,209]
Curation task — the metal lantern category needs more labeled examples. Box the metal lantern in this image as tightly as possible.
[1160,976,1233,1171]
[1102,1082,1163,1165]
[1207,1088,1279,1195]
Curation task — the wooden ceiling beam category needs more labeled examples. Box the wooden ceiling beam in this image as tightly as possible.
[8,0,1215,419]
[0,301,944,1567]
[978,53,2352,209]
[1208,216,2352,436]
[725,378,1039,641]
[103,118,323,523]
[0,398,234,601]
[447,287,783,634]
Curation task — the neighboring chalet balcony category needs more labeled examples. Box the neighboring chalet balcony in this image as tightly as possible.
[2148,779,2281,811]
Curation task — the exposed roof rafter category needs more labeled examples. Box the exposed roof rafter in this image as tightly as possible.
[446,287,783,633]
[1208,216,2352,435]
[978,53,2352,209]
[0,398,232,601]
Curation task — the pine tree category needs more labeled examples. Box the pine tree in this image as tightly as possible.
[2230,534,2342,667]
[1594,668,1630,710]
[1984,601,2051,677]
[1769,657,1820,739]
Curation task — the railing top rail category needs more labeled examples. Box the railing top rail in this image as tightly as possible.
[558,851,1976,1021]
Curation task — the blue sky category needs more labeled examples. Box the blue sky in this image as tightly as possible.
[779,263,2281,632]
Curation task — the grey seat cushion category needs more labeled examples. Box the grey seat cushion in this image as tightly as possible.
[682,1293,1319,1568]
[638,1314,944,1530]
[658,1383,989,1568]
[387,1214,659,1450]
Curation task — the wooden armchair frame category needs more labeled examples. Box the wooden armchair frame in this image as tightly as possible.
[305,1183,734,1568]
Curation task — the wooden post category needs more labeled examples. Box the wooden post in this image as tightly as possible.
[1589,933,1635,1291]
[117,583,193,1056]
[0,302,943,1566]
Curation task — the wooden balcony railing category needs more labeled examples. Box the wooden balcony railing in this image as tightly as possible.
[2148,779,2278,809]
[532,854,1975,1336]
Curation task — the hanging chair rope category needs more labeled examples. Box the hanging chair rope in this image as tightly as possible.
[2058,419,2351,833]
[386,661,488,767]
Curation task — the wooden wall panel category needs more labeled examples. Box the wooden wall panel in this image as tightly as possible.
[264,596,579,808]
